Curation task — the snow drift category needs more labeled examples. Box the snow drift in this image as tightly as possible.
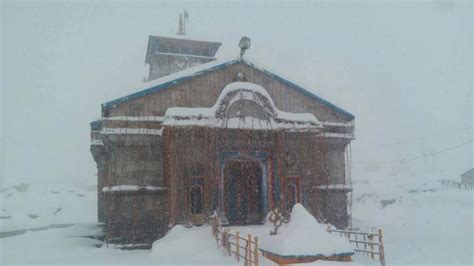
[259,204,354,257]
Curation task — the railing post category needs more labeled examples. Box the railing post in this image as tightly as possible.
[363,234,368,257]
[245,237,250,266]
[227,232,231,256]
[369,240,374,259]
[221,230,224,250]
[222,230,228,255]
[378,229,385,266]
[254,236,259,266]
[247,234,252,266]
[355,234,359,250]
[236,231,240,261]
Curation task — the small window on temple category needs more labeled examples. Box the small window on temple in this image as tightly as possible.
[190,185,203,214]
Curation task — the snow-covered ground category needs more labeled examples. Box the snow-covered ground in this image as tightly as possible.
[351,173,473,265]
[0,223,241,266]
[231,204,353,258]
[1,173,472,265]
[0,183,97,232]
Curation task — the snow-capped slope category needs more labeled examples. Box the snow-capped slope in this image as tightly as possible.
[351,172,473,265]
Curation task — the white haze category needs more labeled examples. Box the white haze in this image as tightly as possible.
[1,1,472,187]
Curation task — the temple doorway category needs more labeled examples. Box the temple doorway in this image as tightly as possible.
[223,159,264,225]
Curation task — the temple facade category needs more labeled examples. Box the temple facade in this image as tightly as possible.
[90,35,355,246]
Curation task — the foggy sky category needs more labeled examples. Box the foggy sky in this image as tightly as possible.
[1,1,472,187]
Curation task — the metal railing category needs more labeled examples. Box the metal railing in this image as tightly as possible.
[441,179,473,190]
[328,226,385,266]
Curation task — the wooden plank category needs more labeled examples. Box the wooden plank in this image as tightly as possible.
[355,234,359,249]
[330,229,380,237]
[370,241,374,259]
[349,240,381,246]
[354,249,380,255]
[236,231,240,262]
[254,236,259,266]
[247,234,252,266]
[378,229,386,266]
[363,235,367,256]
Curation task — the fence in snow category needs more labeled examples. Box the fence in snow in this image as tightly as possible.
[441,179,473,190]
[210,215,259,266]
[328,226,386,266]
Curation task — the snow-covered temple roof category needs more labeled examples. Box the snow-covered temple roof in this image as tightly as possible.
[101,58,355,120]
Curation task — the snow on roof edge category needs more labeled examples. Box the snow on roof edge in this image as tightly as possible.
[102,58,239,109]
[242,59,355,120]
